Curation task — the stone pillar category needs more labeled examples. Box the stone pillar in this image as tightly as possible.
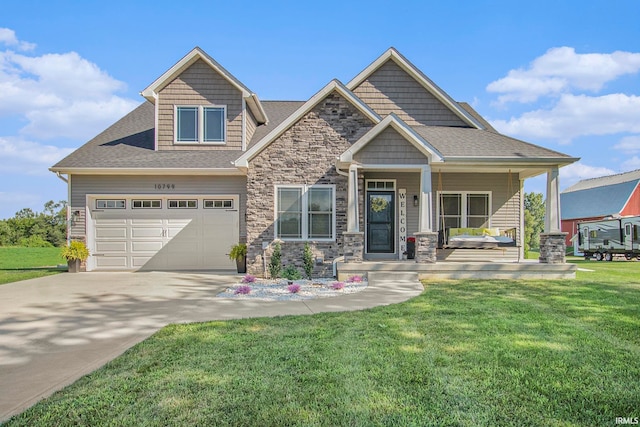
[418,165,433,232]
[539,232,567,264]
[347,164,359,232]
[545,166,561,233]
[414,231,438,264]
[343,231,364,263]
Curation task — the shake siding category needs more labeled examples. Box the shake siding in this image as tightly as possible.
[352,60,468,127]
[245,107,257,148]
[70,174,247,238]
[434,173,521,238]
[157,59,243,150]
[354,127,428,164]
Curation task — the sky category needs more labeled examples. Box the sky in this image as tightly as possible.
[1,0,639,219]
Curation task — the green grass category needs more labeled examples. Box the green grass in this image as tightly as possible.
[0,246,65,284]
[5,261,640,426]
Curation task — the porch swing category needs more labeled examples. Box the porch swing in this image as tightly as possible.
[438,170,518,250]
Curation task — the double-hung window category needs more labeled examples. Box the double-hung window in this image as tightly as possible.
[438,192,490,229]
[276,185,335,240]
[175,105,225,144]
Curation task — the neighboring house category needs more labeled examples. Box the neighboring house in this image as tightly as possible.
[561,169,640,245]
[51,47,577,274]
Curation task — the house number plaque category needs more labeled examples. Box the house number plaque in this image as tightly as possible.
[154,184,176,190]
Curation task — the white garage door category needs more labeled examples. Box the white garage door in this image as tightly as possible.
[90,196,238,271]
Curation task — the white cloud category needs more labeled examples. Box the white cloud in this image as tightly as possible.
[0,136,73,175]
[622,156,640,170]
[0,28,35,51]
[560,162,616,189]
[0,37,138,140]
[491,93,640,143]
[487,47,640,104]
[613,135,640,154]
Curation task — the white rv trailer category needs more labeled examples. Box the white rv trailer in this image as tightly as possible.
[577,216,640,261]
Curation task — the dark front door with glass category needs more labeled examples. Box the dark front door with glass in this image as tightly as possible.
[367,192,395,253]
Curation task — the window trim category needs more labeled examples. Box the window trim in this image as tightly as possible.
[204,199,234,209]
[96,199,126,209]
[436,191,492,229]
[174,105,226,145]
[168,199,198,209]
[274,184,336,241]
[132,199,162,209]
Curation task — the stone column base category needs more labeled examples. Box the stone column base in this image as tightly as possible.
[539,232,568,264]
[415,232,438,264]
[343,231,364,263]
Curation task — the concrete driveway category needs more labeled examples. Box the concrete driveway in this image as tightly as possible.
[0,270,422,421]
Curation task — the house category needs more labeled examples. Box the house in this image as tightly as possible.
[50,47,578,274]
[561,169,640,245]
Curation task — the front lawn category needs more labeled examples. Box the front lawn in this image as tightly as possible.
[5,261,640,426]
[0,246,65,284]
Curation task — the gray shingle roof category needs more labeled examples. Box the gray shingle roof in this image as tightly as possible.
[52,101,303,170]
[561,180,639,219]
[412,125,572,159]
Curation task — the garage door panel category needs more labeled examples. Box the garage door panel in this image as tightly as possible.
[131,241,164,252]
[132,256,154,268]
[131,218,164,225]
[94,218,128,225]
[94,256,128,268]
[131,227,163,238]
[96,241,127,253]
[95,227,127,238]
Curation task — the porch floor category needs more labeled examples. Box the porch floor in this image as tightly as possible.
[337,259,576,281]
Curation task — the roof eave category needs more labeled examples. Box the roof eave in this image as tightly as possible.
[49,167,246,176]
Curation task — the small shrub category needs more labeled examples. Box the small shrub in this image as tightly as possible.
[228,243,247,261]
[303,242,314,279]
[18,235,53,248]
[282,265,302,281]
[287,284,301,294]
[268,241,282,279]
[241,274,257,284]
[331,281,345,290]
[60,240,90,261]
[346,275,364,283]
[234,285,251,295]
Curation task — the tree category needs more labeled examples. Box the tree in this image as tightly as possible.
[0,200,67,247]
[524,192,545,257]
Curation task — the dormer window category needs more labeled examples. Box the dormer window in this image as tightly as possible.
[175,105,226,144]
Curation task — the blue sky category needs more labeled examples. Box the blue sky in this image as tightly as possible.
[1,0,639,219]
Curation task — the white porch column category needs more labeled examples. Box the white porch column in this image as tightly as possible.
[418,165,433,232]
[545,166,562,233]
[347,164,359,232]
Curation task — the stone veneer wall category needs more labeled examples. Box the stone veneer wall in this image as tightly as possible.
[539,232,567,264]
[246,92,374,277]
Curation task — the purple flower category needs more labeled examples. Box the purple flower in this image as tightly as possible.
[242,274,257,283]
[331,281,345,290]
[347,275,363,283]
[287,284,301,294]
[234,285,252,295]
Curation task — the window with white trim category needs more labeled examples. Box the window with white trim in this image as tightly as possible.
[96,199,125,209]
[438,192,490,229]
[132,200,161,209]
[175,105,226,144]
[275,185,335,240]
[168,199,197,209]
[204,199,233,209]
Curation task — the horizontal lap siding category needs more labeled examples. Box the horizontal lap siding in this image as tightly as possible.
[434,172,521,238]
[70,175,247,239]
[157,59,243,150]
[354,127,428,164]
[353,60,468,127]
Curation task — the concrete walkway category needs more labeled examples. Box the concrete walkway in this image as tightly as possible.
[0,271,422,421]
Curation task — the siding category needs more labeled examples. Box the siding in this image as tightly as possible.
[434,172,521,242]
[245,106,257,149]
[157,59,244,150]
[354,127,428,164]
[70,174,247,239]
[621,184,640,216]
[352,60,468,127]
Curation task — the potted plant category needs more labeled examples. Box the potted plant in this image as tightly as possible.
[229,243,247,274]
[61,241,90,273]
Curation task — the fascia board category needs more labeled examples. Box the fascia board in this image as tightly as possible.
[346,47,484,130]
[49,167,246,176]
[235,80,381,167]
[444,156,581,166]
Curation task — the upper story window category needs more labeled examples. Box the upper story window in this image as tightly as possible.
[175,105,226,144]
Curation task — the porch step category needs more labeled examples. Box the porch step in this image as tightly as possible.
[437,247,520,262]
[368,271,419,283]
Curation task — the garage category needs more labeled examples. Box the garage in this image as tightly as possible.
[88,196,239,271]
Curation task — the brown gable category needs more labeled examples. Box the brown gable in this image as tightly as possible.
[352,60,469,127]
[157,59,244,151]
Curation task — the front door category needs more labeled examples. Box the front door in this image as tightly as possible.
[367,192,395,253]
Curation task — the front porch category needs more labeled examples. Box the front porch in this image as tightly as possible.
[337,258,577,281]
